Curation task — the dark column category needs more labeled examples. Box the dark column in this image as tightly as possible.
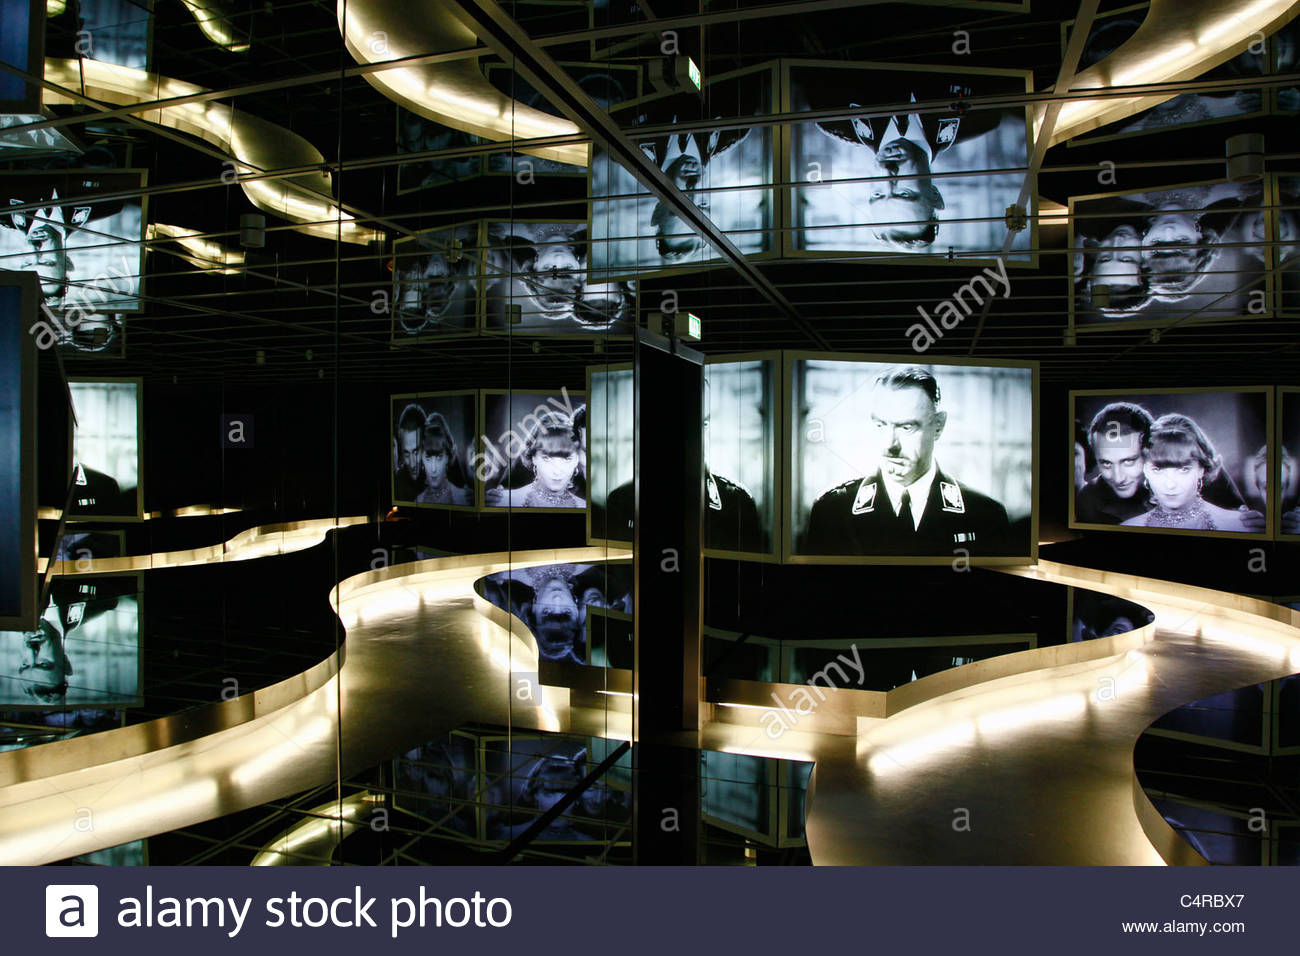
[632,328,704,864]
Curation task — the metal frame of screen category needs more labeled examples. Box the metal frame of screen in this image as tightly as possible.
[703,351,783,563]
[0,0,45,114]
[476,388,587,513]
[1068,386,1275,541]
[778,57,1037,269]
[1067,176,1274,334]
[389,390,479,512]
[0,271,37,631]
[1278,386,1300,540]
[783,351,1039,566]
[390,220,484,343]
[587,60,782,284]
[1061,2,1272,148]
[66,375,145,523]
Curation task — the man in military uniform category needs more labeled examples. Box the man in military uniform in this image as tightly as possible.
[802,365,1011,556]
[599,467,764,552]
[68,460,133,518]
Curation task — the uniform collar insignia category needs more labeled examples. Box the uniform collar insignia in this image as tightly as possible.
[74,463,86,486]
[940,480,965,513]
[706,473,722,510]
[852,479,877,515]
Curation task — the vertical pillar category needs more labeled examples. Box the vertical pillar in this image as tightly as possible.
[632,328,704,864]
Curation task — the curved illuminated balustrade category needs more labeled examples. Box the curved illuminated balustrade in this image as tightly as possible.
[2,540,1298,866]
[41,58,383,245]
[336,0,588,167]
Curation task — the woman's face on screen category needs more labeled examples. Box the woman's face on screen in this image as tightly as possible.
[422,448,448,487]
[1145,458,1203,511]
[535,447,578,493]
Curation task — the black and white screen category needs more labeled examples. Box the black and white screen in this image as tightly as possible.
[788,63,1032,259]
[0,284,24,622]
[68,379,140,519]
[481,389,586,510]
[391,224,479,339]
[587,366,633,542]
[483,221,635,335]
[478,562,632,665]
[1280,390,1300,537]
[790,358,1034,560]
[390,392,476,508]
[1070,182,1267,328]
[705,359,778,555]
[1279,175,1300,315]
[590,68,775,275]
[1072,389,1269,536]
[0,576,141,709]
[0,170,145,322]
[395,732,479,838]
[78,0,152,70]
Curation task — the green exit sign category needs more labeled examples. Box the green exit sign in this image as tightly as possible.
[687,58,702,90]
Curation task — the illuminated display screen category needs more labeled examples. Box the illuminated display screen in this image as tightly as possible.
[395,110,483,194]
[480,390,586,510]
[390,392,476,508]
[0,170,147,329]
[391,224,479,340]
[1071,388,1271,537]
[0,283,28,626]
[78,0,152,70]
[1279,175,1300,315]
[1069,181,1267,330]
[0,0,39,112]
[0,576,141,710]
[590,66,776,276]
[68,378,141,520]
[478,562,631,664]
[587,365,633,543]
[789,356,1035,562]
[787,61,1032,259]
[483,221,636,335]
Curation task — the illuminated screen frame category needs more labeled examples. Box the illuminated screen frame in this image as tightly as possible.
[0,0,44,114]
[585,361,633,548]
[784,351,1039,566]
[703,351,783,563]
[779,57,1037,269]
[0,271,37,631]
[1069,386,1275,541]
[1060,2,1270,148]
[1278,386,1300,541]
[391,728,485,842]
[66,375,144,523]
[588,60,782,284]
[390,220,483,344]
[477,387,588,513]
[1067,177,1273,334]
[389,389,479,512]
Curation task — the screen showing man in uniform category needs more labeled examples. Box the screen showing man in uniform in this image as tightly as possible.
[0,171,145,320]
[390,393,475,507]
[1280,390,1300,536]
[483,221,635,335]
[0,576,140,708]
[481,390,585,509]
[788,63,1031,258]
[391,225,478,338]
[590,68,774,275]
[1070,182,1266,328]
[396,110,482,193]
[1072,390,1268,534]
[68,379,139,519]
[791,359,1034,560]
[477,563,631,664]
[1067,5,1265,142]
[0,285,23,622]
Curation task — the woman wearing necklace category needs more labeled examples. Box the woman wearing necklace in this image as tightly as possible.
[1121,413,1260,532]
[485,413,586,509]
[414,412,472,506]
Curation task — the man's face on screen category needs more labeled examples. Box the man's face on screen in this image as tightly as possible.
[870,385,944,487]
[399,428,421,479]
[1094,430,1144,499]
